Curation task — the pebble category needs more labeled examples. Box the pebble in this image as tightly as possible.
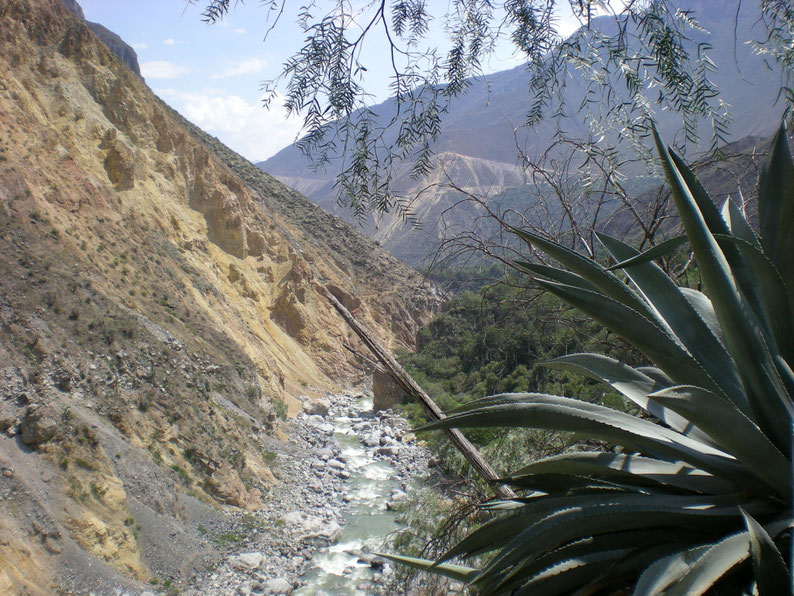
[182,393,430,596]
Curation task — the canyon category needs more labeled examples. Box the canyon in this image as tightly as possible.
[0,0,440,592]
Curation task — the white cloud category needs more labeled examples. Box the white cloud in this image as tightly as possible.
[131,42,149,51]
[157,90,303,162]
[141,61,190,80]
[234,28,246,35]
[163,38,183,46]
[210,57,269,80]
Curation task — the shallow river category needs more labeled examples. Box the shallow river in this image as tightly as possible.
[296,398,406,595]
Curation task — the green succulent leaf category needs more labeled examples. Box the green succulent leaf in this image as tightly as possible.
[605,235,687,271]
[511,261,598,291]
[541,353,713,441]
[536,279,730,398]
[741,511,792,596]
[649,386,791,497]
[509,226,651,317]
[653,127,793,454]
[758,122,794,300]
[373,553,478,582]
[506,452,733,495]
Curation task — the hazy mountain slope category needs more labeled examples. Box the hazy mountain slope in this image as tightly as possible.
[261,0,785,265]
[0,1,438,592]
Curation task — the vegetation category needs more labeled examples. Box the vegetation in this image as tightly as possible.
[383,127,793,593]
[195,1,794,217]
[398,281,641,482]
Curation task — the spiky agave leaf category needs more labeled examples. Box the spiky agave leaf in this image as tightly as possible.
[389,124,793,593]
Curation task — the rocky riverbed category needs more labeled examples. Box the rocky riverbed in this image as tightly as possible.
[183,393,431,595]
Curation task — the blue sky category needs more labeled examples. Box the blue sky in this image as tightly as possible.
[78,1,580,163]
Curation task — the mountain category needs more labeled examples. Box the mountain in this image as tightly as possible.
[59,0,142,77]
[0,0,439,592]
[260,0,787,266]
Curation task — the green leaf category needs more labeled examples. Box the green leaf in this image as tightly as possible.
[605,235,687,271]
[509,227,651,317]
[420,394,746,484]
[741,511,791,596]
[653,127,793,454]
[678,288,727,349]
[536,279,730,398]
[512,260,598,291]
[714,233,794,365]
[374,553,478,582]
[634,545,712,596]
[758,122,794,300]
[542,353,714,441]
[474,493,752,591]
[507,452,734,495]
[664,531,751,596]
[649,386,791,498]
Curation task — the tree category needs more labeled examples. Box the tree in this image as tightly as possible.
[380,123,794,595]
[194,0,792,222]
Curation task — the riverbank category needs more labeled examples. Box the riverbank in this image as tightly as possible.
[183,393,431,595]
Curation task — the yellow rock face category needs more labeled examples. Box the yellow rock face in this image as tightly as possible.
[0,0,441,591]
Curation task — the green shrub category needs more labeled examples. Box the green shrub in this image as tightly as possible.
[386,125,793,593]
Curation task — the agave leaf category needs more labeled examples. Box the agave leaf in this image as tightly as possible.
[605,235,687,271]
[653,128,793,453]
[507,452,733,495]
[512,261,598,291]
[596,232,746,410]
[505,532,681,595]
[678,288,727,349]
[758,122,794,300]
[713,233,794,364]
[663,531,752,596]
[373,553,478,582]
[508,548,633,595]
[536,279,730,398]
[722,199,761,249]
[509,227,651,317]
[669,145,772,330]
[545,352,715,443]
[668,150,730,237]
[474,493,753,590]
[634,545,712,596]
[636,366,673,386]
[649,386,791,497]
[419,394,748,485]
[741,511,791,596]
[440,493,632,562]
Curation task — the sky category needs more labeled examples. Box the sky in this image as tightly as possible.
[78,1,581,163]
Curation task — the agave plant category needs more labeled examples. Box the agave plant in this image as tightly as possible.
[382,124,794,594]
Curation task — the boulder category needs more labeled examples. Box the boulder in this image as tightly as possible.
[372,369,408,411]
[229,552,265,572]
[278,511,343,545]
[19,405,58,445]
[302,398,331,417]
[263,577,292,594]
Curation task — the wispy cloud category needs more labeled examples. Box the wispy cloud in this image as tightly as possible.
[131,42,149,51]
[163,38,183,46]
[210,57,268,80]
[233,28,246,35]
[157,89,302,162]
[141,61,190,80]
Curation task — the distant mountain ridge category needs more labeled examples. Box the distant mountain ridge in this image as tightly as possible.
[260,0,786,266]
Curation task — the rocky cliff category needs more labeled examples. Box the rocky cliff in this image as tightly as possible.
[0,0,439,592]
